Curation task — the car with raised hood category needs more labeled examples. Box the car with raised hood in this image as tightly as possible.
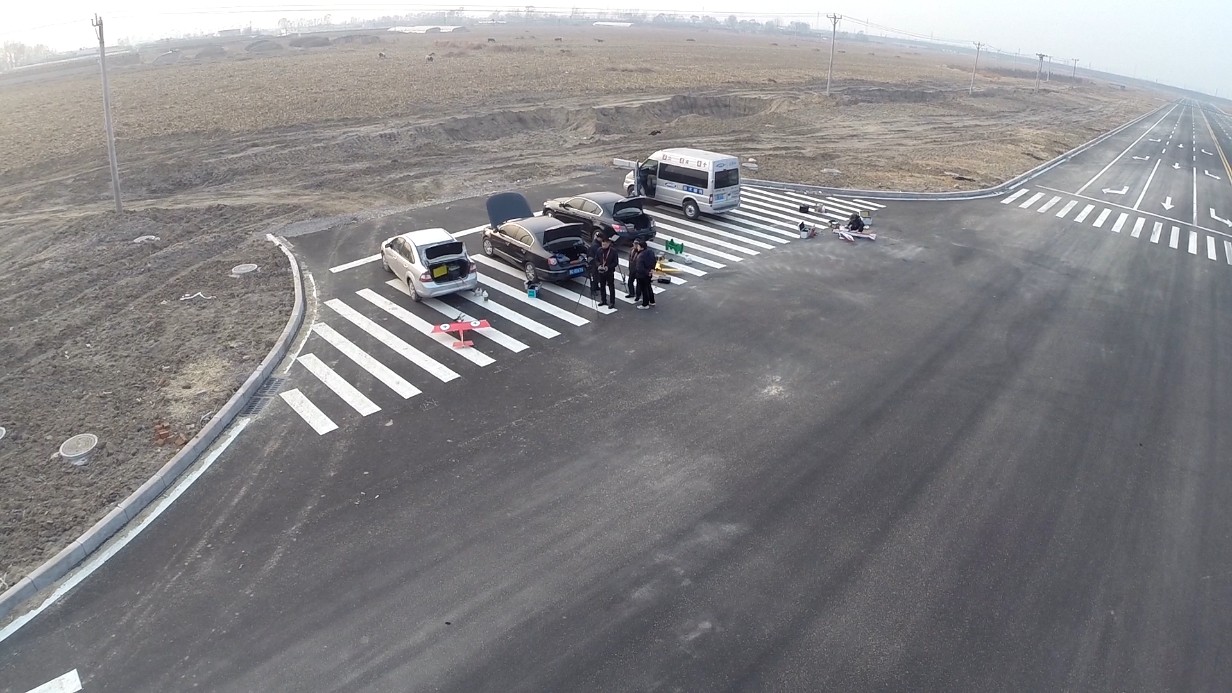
[380,227,478,302]
[541,191,657,245]
[482,191,590,283]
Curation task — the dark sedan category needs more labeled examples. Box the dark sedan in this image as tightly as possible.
[542,191,657,245]
[483,191,590,283]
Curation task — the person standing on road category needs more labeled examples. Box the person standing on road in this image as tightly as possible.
[624,239,641,299]
[633,240,658,310]
[587,231,605,299]
[594,234,619,309]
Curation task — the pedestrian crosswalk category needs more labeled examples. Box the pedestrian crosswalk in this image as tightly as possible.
[1001,187,1232,264]
[277,185,886,434]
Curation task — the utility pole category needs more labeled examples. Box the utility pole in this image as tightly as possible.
[969,41,983,95]
[825,13,841,96]
[1046,54,1052,81]
[1071,58,1079,79]
[92,15,123,213]
[1035,53,1046,93]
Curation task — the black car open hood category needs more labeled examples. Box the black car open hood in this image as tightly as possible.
[486,191,534,228]
[612,196,648,220]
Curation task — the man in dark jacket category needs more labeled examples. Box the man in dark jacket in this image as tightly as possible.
[587,232,605,298]
[633,241,657,309]
[593,234,620,308]
[846,211,866,233]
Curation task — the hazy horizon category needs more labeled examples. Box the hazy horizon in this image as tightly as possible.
[2,1,1228,97]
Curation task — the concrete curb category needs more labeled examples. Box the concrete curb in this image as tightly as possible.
[0,236,306,623]
[744,102,1171,201]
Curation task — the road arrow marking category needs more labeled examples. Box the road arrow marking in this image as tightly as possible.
[1178,143,1186,149]
[1132,155,1150,161]
[1212,209,1232,227]
[1172,163,1182,170]
[1162,197,1174,210]
[1102,186,1129,195]
[1202,149,1214,155]
[1149,138,1162,142]
[1205,170,1222,180]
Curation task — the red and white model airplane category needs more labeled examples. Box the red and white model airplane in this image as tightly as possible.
[432,319,491,348]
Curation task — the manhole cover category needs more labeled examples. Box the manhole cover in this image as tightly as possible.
[231,263,259,276]
[60,433,98,465]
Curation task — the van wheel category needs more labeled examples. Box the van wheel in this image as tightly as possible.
[682,199,700,220]
[407,280,422,302]
[482,238,495,257]
[626,185,636,197]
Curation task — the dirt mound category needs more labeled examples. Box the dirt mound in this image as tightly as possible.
[837,87,955,106]
[335,34,380,45]
[194,45,226,59]
[246,39,283,53]
[289,36,331,49]
[152,50,182,66]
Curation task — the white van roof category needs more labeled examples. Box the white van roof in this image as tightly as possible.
[651,148,739,170]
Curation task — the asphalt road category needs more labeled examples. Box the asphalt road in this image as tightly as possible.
[3,100,1232,692]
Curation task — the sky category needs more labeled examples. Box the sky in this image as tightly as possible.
[2,1,1228,97]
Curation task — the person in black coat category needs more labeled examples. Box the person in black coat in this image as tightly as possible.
[633,241,658,309]
[846,211,866,233]
[593,235,620,308]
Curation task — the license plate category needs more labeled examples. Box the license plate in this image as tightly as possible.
[568,266,585,277]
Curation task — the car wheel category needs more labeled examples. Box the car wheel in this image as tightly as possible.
[626,185,636,197]
[482,238,494,257]
[524,262,537,283]
[683,199,700,220]
[408,280,422,302]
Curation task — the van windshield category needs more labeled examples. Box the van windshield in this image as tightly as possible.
[714,168,740,189]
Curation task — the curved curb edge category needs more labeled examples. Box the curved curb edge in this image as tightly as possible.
[742,101,1171,201]
[0,235,306,624]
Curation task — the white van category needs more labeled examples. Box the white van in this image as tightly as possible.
[623,148,741,220]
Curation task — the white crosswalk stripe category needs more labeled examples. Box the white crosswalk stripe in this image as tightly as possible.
[473,255,618,313]
[1093,208,1112,228]
[1225,241,1232,265]
[279,389,338,434]
[455,289,561,338]
[1019,192,1045,209]
[297,353,381,416]
[1001,189,1029,205]
[311,322,421,398]
[647,240,726,268]
[358,288,496,366]
[1111,213,1128,233]
[1207,235,1217,261]
[1170,226,1180,249]
[1151,221,1163,244]
[651,212,777,248]
[1131,217,1146,238]
[1188,230,1198,255]
[850,198,887,210]
[646,218,760,256]
[474,273,589,326]
[418,293,530,353]
[1038,196,1062,213]
[1075,204,1095,223]
[1056,200,1079,218]
[647,231,744,262]
[326,298,461,382]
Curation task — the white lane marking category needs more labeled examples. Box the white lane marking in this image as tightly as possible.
[1131,217,1146,238]
[1001,189,1029,205]
[1170,226,1180,249]
[647,240,727,268]
[1207,235,1217,260]
[451,223,489,238]
[1019,192,1046,209]
[1038,196,1062,213]
[644,219,760,255]
[325,299,460,381]
[1133,158,1162,210]
[1193,163,1199,228]
[455,289,561,339]
[279,389,338,434]
[700,205,797,241]
[650,211,776,248]
[1188,230,1198,255]
[474,273,589,326]
[1225,240,1232,265]
[24,670,82,693]
[822,197,870,215]
[1093,208,1112,228]
[1111,213,1128,233]
[312,323,420,398]
[1077,103,1178,195]
[850,198,887,209]
[569,275,662,304]
[1075,204,1095,223]
[645,230,744,262]
[621,254,706,277]
[615,257,687,284]
[330,254,381,273]
[1151,221,1163,244]
[744,186,826,209]
[297,354,380,416]
[1056,200,1079,218]
[418,295,530,353]
[357,288,496,366]
[472,256,615,314]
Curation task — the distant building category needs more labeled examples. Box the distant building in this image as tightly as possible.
[216,28,243,38]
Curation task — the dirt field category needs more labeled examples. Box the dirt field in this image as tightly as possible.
[0,24,1162,587]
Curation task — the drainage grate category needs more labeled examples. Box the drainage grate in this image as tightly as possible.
[239,376,288,416]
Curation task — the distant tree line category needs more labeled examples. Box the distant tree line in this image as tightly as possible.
[1,41,58,71]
